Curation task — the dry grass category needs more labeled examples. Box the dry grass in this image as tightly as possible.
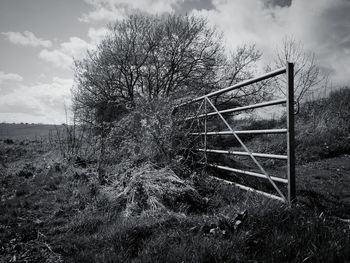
[102,163,206,217]
[1,89,350,262]
[1,139,350,262]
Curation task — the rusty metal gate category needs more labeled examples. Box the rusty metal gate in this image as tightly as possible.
[177,62,295,203]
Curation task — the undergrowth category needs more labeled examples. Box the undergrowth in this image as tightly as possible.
[1,89,350,262]
[243,88,350,164]
[1,148,349,262]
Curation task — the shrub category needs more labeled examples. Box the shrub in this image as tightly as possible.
[240,87,350,164]
[103,98,195,169]
[4,138,14,144]
[295,87,350,162]
[49,121,98,163]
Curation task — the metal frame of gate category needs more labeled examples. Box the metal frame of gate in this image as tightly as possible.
[177,62,295,203]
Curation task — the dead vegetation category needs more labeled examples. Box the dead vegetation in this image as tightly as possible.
[1,130,350,262]
[1,12,350,263]
[1,88,350,263]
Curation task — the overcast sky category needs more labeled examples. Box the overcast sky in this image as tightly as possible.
[0,0,349,124]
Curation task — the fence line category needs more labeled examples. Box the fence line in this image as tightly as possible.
[176,62,296,204]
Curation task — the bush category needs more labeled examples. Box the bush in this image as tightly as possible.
[107,163,206,217]
[4,138,14,144]
[296,87,350,162]
[243,87,350,164]
[103,98,194,169]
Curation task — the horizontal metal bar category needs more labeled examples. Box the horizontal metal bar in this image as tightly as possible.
[186,99,286,120]
[177,67,286,107]
[210,176,285,202]
[196,148,287,160]
[190,129,287,135]
[199,162,288,184]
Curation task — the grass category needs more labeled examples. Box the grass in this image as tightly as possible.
[1,88,350,262]
[231,88,350,165]
[1,138,350,262]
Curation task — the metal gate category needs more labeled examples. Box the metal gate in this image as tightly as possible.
[177,62,295,203]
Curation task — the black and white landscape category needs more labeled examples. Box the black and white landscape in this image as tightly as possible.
[1,0,350,262]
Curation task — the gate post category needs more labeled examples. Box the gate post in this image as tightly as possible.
[287,62,296,203]
[204,98,208,165]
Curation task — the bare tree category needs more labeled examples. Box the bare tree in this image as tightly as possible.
[72,13,272,125]
[213,44,274,110]
[72,14,225,124]
[71,13,273,181]
[222,44,262,86]
[272,37,327,113]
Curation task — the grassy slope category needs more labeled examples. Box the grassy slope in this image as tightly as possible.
[0,139,349,262]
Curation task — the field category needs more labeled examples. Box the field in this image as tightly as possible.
[0,125,350,262]
[0,123,62,140]
[2,3,350,262]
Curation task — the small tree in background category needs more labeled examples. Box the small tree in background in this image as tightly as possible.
[221,44,262,86]
[216,44,272,108]
[271,37,327,114]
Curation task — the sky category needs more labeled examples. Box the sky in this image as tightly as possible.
[0,0,349,124]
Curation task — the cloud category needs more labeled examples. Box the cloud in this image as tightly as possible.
[191,0,350,86]
[88,27,109,45]
[0,71,23,85]
[35,77,74,110]
[2,31,52,48]
[78,0,350,86]
[0,77,73,124]
[60,37,92,57]
[38,28,111,70]
[0,103,43,116]
[174,0,216,14]
[80,3,127,23]
[79,0,183,23]
[39,49,72,69]
[39,37,92,69]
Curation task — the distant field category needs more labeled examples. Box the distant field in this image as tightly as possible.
[0,123,63,139]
